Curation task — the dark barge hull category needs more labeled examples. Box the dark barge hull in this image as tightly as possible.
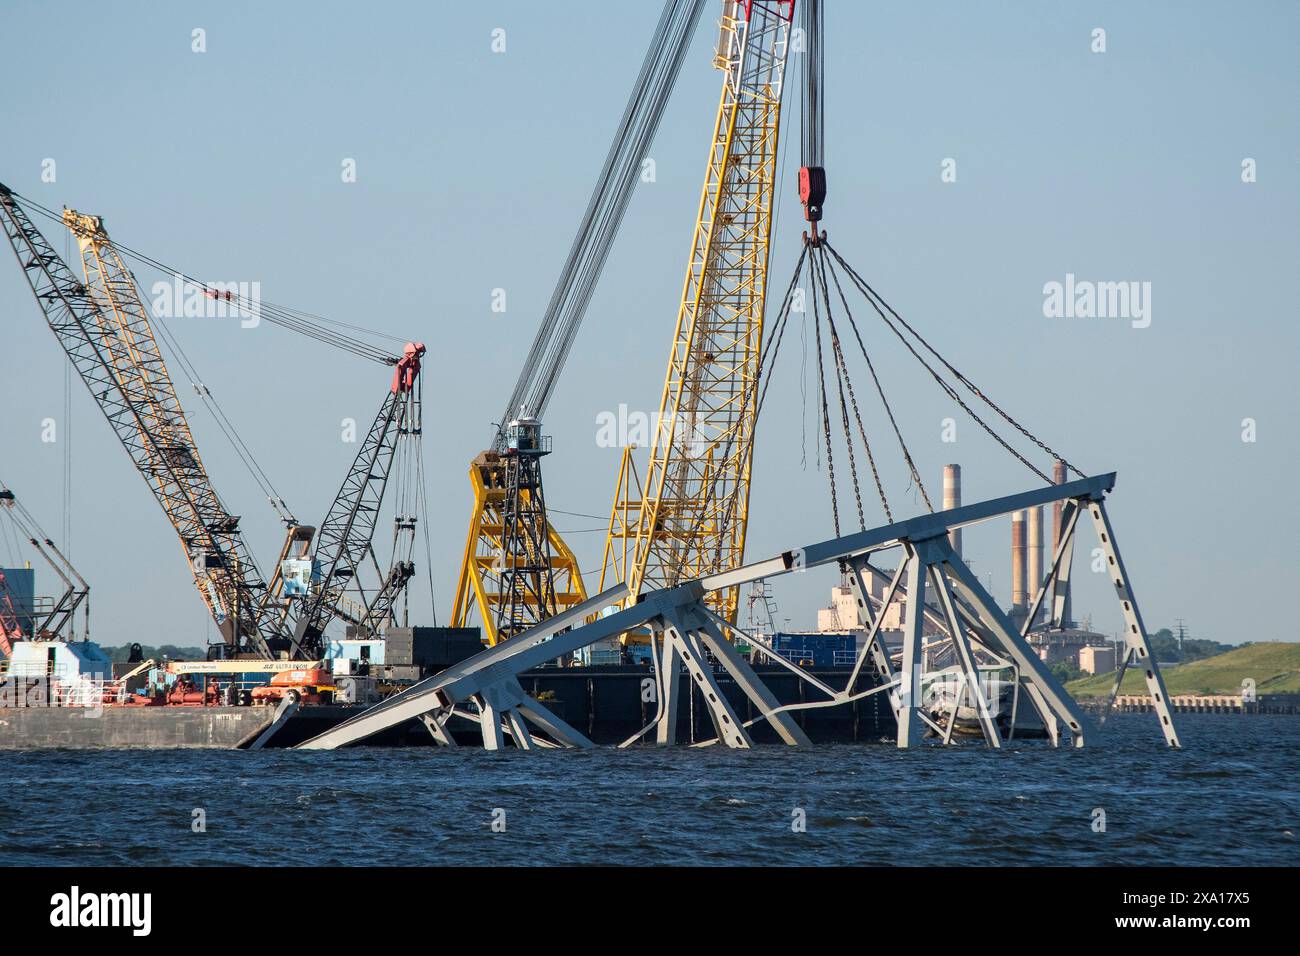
[0,702,277,749]
[0,665,899,749]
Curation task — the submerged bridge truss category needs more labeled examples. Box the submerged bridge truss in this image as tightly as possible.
[298,473,1179,752]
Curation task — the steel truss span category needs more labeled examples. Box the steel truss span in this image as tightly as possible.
[298,474,1178,752]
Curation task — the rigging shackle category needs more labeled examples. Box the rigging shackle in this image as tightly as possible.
[801,227,828,248]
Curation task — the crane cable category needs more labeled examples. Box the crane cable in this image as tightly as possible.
[808,248,841,536]
[800,0,824,170]
[7,190,414,526]
[500,0,706,440]
[10,192,398,365]
[751,239,1080,534]
[785,0,1079,520]
[819,244,932,512]
[823,240,1082,484]
[148,313,295,522]
[813,245,887,526]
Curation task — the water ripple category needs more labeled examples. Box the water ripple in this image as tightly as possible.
[1,714,1295,866]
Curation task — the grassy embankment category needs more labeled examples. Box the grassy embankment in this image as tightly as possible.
[1066,642,1300,698]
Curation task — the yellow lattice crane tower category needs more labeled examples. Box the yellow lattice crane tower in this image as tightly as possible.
[599,0,794,627]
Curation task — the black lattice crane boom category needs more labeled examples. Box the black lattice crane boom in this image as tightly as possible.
[288,343,425,658]
[1,182,435,660]
[0,184,281,657]
[0,483,90,643]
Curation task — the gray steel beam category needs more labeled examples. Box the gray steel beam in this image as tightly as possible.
[1087,499,1180,747]
[845,557,904,718]
[1022,498,1080,635]
[693,612,813,746]
[419,710,457,747]
[291,474,1174,754]
[897,545,927,747]
[654,626,681,746]
[296,586,648,749]
[504,710,535,750]
[246,692,300,750]
[926,559,1001,748]
[701,474,1116,593]
[936,539,1093,747]
[478,696,505,751]
[664,614,751,748]
[697,604,839,698]
[512,692,594,749]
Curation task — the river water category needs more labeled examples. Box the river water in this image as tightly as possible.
[2,713,1296,866]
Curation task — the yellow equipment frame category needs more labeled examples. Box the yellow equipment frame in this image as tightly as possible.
[451,453,587,646]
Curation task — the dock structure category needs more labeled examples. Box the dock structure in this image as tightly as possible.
[1111,694,1299,715]
[1114,694,1245,714]
[298,473,1179,752]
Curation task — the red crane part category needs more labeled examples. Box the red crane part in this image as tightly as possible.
[390,342,427,393]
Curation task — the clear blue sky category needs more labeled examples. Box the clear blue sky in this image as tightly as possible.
[1,1,1296,648]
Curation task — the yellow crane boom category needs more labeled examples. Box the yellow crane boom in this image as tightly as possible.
[599,0,793,626]
[60,209,286,655]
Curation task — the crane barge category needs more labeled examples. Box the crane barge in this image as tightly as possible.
[0,184,454,746]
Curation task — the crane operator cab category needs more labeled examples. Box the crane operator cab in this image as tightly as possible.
[281,558,320,598]
[504,413,551,457]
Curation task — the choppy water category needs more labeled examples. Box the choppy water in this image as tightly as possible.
[1,714,1296,866]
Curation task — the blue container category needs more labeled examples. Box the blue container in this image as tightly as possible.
[770,632,855,667]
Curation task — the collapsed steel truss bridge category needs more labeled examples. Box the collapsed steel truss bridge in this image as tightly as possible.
[299,473,1178,752]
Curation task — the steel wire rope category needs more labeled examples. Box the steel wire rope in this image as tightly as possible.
[820,248,933,511]
[12,193,395,364]
[503,0,707,437]
[823,239,1081,482]
[808,246,840,535]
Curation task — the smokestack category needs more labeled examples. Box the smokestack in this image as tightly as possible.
[943,464,961,557]
[1027,506,1043,625]
[1011,510,1027,611]
[1052,460,1072,627]
[1052,460,1067,551]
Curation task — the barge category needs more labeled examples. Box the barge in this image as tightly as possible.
[2,630,1061,749]
[0,653,897,750]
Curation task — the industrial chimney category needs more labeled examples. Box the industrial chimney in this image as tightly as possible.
[1052,459,1072,627]
[1010,510,1027,618]
[1027,505,1043,627]
[943,464,961,557]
